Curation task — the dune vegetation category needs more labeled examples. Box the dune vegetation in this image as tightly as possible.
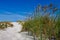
[0,22,13,30]
[19,4,60,40]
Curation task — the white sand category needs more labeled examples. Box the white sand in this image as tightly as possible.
[0,22,33,40]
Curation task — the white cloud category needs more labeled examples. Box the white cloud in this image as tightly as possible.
[0,11,29,22]
[0,14,27,21]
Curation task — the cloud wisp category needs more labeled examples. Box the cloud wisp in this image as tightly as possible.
[0,11,29,22]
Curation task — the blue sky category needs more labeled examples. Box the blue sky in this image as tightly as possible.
[0,0,60,21]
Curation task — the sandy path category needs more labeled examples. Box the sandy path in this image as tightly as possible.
[0,22,33,40]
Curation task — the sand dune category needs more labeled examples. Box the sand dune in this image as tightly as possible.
[0,22,33,40]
